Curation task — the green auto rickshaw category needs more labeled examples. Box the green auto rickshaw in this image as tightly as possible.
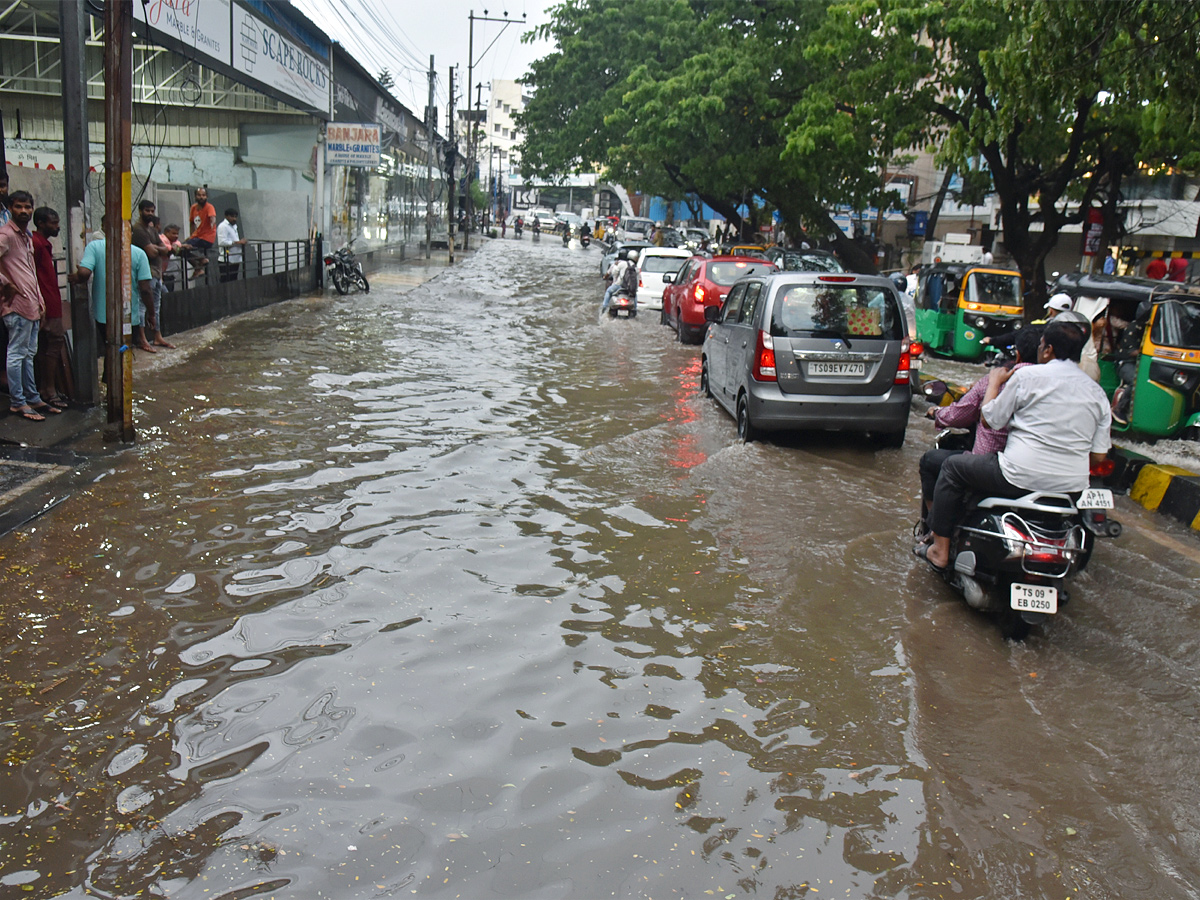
[1055,273,1200,439]
[915,263,1025,361]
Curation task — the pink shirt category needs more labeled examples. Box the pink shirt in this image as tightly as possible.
[933,362,1032,456]
[0,220,45,321]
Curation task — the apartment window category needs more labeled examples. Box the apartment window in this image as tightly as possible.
[495,99,502,109]
[494,123,500,132]
[502,127,509,138]
[503,103,510,114]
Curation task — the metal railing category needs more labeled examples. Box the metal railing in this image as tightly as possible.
[168,240,312,290]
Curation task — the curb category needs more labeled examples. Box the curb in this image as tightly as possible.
[918,373,1200,534]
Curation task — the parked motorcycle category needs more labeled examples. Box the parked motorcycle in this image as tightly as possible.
[923,430,1120,639]
[324,246,369,295]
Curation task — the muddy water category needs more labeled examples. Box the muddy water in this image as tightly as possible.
[2,239,1200,899]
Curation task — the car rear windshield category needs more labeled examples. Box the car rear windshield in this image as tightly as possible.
[770,284,903,339]
[708,261,770,286]
[781,252,843,273]
[642,255,688,273]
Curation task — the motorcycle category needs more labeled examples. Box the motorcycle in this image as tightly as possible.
[607,288,637,319]
[923,430,1121,639]
[514,219,523,238]
[324,245,369,295]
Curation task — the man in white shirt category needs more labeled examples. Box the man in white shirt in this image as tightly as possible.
[921,319,1111,569]
[601,249,636,316]
[217,208,246,283]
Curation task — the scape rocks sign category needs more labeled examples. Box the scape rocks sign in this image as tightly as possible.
[233,4,330,116]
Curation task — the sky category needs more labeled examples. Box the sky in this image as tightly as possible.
[291,0,560,117]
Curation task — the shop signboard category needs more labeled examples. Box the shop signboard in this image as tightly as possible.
[234,4,331,116]
[326,124,382,167]
[139,0,233,67]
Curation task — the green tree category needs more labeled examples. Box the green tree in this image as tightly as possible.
[806,0,1200,306]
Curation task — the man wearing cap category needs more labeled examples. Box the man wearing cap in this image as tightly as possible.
[1043,293,1072,320]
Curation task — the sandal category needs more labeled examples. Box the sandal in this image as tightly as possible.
[31,403,62,416]
[46,396,69,409]
[913,542,948,575]
[10,406,45,422]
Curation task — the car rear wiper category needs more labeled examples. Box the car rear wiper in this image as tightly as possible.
[809,329,852,349]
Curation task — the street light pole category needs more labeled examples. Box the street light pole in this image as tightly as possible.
[464,10,525,252]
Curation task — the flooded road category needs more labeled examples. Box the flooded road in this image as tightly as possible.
[3,237,1200,899]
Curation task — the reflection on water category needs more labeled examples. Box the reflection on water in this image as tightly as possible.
[1,240,1199,899]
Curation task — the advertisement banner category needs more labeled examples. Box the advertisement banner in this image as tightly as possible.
[234,4,331,115]
[326,124,381,167]
[1083,207,1104,256]
[140,0,232,67]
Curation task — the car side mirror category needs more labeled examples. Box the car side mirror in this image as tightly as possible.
[704,305,721,323]
[662,273,673,284]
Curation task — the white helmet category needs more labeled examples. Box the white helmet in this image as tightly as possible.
[628,249,639,262]
[1045,293,1073,313]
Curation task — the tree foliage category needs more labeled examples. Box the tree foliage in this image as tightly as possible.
[518,0,1200,283]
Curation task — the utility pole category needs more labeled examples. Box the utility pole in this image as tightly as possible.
[469,81,482,242]
[60,0,97,404]
[465,10,525,253]
[104,0,134,442]
[447,66,456,264]
[424,55,434,260]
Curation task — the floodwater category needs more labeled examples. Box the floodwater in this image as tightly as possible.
[2,238,1200,899]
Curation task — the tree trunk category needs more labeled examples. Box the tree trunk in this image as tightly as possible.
[925,166,954,242]
[805,207,877,274]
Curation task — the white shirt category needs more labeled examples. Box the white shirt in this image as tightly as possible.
[982,358,1111,493]
[217,218,242,263]
[980,250,994,265]
[607,258,628,284]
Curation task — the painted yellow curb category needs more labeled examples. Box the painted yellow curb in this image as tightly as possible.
[1130,464,1195,511]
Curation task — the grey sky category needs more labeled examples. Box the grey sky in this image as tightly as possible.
[292,0,558,116]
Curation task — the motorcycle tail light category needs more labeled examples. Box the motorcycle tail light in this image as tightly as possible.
[894,350,911,384]
[1089,457,1115,477]
[323,256,335,264]
[1001,519,1032,558]
[753,330,776,381]
[908,341,924,358]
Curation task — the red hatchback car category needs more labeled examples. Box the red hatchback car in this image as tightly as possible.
[662,255,777,344]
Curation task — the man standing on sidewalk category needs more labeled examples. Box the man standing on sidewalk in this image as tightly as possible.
[69,216,156,370]
[31,206,70,408]
[0,190,52,420]
[216,208,246,283]
[131,200,174,348]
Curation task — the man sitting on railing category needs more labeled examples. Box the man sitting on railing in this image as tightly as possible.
[217,209,247,283]
[184,187,216,278]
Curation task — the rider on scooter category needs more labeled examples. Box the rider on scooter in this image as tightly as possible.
[917,319,1111,572]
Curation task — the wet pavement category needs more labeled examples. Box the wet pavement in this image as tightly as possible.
[2,238,1200,899]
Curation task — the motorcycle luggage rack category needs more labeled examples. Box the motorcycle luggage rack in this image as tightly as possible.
[959,513,1083,579]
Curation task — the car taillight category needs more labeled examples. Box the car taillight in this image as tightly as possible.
[1090,457,1115,477]
[753,330,776,382]
[693,284,705,304]
[894,350,911,384]
[639,277,644,287]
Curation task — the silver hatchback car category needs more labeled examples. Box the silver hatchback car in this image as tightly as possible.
[701,272,913,445]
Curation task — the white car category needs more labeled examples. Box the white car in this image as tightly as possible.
[636,247,693,311]
[618,216,656,242]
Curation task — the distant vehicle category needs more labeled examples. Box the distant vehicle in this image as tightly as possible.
[662,255,776,343]
[915,263,1024,361]
[635,247,693,311]
[617,216,656,242]
[557,212,584,234]
[766,247,845,273]
[701,271,913,445]
[724,244,770,260]
[681,228,710,251]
